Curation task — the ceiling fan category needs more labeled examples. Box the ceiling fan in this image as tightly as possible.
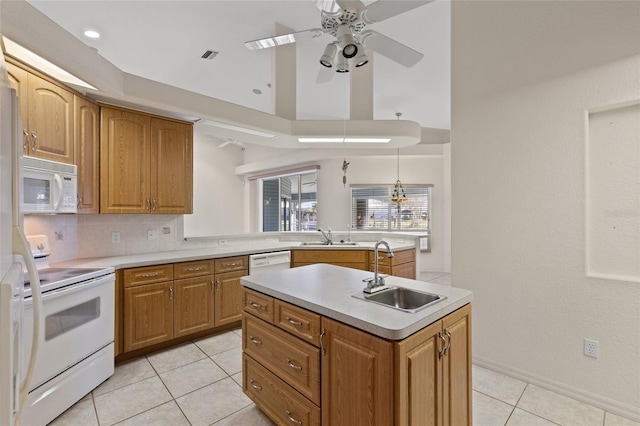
[244,0,433,83]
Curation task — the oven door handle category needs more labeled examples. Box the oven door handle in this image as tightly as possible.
[29,275,114,302]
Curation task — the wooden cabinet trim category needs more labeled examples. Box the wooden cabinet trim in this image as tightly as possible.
[173,275,215,338]
[123,281,173,352]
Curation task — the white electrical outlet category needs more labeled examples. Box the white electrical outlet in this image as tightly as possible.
[584,339,599,358]
[111,232,120,243]
[147,229,157,241]
[218,239,229,246]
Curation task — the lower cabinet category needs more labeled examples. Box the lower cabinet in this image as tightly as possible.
[242,288,472,426]
[122,256,247,354]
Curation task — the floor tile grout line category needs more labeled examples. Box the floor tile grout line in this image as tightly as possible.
[512,385,563,426]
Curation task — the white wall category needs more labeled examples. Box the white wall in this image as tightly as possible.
[451,2,640,417]
[183,126,245,238]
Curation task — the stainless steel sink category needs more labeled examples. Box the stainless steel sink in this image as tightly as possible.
[299,241,358,246]
[352,287,446,313]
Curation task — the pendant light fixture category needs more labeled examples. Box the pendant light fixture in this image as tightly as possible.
[391,112,407,203]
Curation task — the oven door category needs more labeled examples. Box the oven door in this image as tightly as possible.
[22,273,114,390]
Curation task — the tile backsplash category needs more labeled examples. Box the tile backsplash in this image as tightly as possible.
[23,214,199,263]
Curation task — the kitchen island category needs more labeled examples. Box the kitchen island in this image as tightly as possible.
[240,264,473,426]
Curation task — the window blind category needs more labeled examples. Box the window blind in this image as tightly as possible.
[350,184,432,234]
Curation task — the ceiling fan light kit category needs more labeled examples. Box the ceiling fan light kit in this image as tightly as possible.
[320,42,338,68]
[336,54,350,73]
[245,0,432,80]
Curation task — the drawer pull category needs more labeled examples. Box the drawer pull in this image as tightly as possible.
[249,379,262,391]
[286,359,303,371]
[249,301,263,309]
[286,410,303,425]
[285,316,302,326]
[249,336,262,345]
[141,272,159,278]
[186,266,203,271]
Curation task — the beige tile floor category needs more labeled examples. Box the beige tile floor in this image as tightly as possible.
[47,272,639,426]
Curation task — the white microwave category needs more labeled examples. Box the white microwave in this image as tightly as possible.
[22,156,77,214]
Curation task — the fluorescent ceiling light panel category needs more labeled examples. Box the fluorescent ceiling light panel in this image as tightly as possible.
[201,119,277,138]
[298,137,391,143]
[2,37,97,90]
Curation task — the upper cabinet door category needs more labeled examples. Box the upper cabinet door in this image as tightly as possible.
[150,118,193,214]
[27,73,74,164]
[74,96,100,214]
[4,62,29,149]
[100,107,151,214]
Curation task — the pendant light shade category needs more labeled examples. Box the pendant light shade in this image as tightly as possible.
[336,54,350,73]
[391,114,407,203]
[320,42,338,68]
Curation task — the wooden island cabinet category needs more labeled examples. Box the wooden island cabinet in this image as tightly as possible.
[241,281,472,426]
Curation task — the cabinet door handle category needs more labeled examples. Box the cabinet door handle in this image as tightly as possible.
[285,316,302,326]
[23,130,28,150]
[169,285,173,301]
[152,197,157,210]
[31,132,37,150]
[140,272,159,278]
[320,328,326,356]
[249,336,262,345]
[249,301,263,309]
[146,197,151,210]
[444,329,452,356]
[249,379,262,391]
[187,266,203,271]
[286,410,303,425]
[286,358,303,371]
[215,278,220,291]
[438,331,447,359]
[211,279,215,291]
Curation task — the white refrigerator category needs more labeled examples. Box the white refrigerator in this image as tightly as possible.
[0,54,43,425]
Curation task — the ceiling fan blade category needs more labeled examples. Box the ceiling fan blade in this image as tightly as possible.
[360,30,424,67]
[361,0,434,24]
[245,28,323,50]
[335,0,366,12]
[313,0,340,14]
[316,66,335,84]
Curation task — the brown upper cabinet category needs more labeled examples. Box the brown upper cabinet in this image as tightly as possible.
[100,106,193,214]
[5,60,75,164]
[74,96,100,214]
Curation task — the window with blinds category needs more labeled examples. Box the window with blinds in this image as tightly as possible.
[351,184,432,250]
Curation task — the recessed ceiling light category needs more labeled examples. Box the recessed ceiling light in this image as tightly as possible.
[83,30,100,39]
[252,89,262,95]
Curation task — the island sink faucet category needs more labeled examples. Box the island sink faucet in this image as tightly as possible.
[318,226,332,244]
[363,240,394,293]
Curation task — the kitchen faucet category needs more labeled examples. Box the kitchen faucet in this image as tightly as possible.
[318,226,332,245]
[363,240,394,293]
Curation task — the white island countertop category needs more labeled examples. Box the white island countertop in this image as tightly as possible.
[241,264,472,340]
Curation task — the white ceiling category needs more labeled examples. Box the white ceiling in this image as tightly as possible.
[25,0,451,131]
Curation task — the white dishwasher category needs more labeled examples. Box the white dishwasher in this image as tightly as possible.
[249,251,291,275]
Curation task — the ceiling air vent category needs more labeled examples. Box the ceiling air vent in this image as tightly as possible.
[201,50,219,60]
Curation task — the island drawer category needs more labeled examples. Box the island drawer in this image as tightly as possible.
[123,264,173,288]
[243,314,320,405]
[243,288,274,323]
[274,299,321,347]
[243,354,320,426]
[215,256,248,273]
